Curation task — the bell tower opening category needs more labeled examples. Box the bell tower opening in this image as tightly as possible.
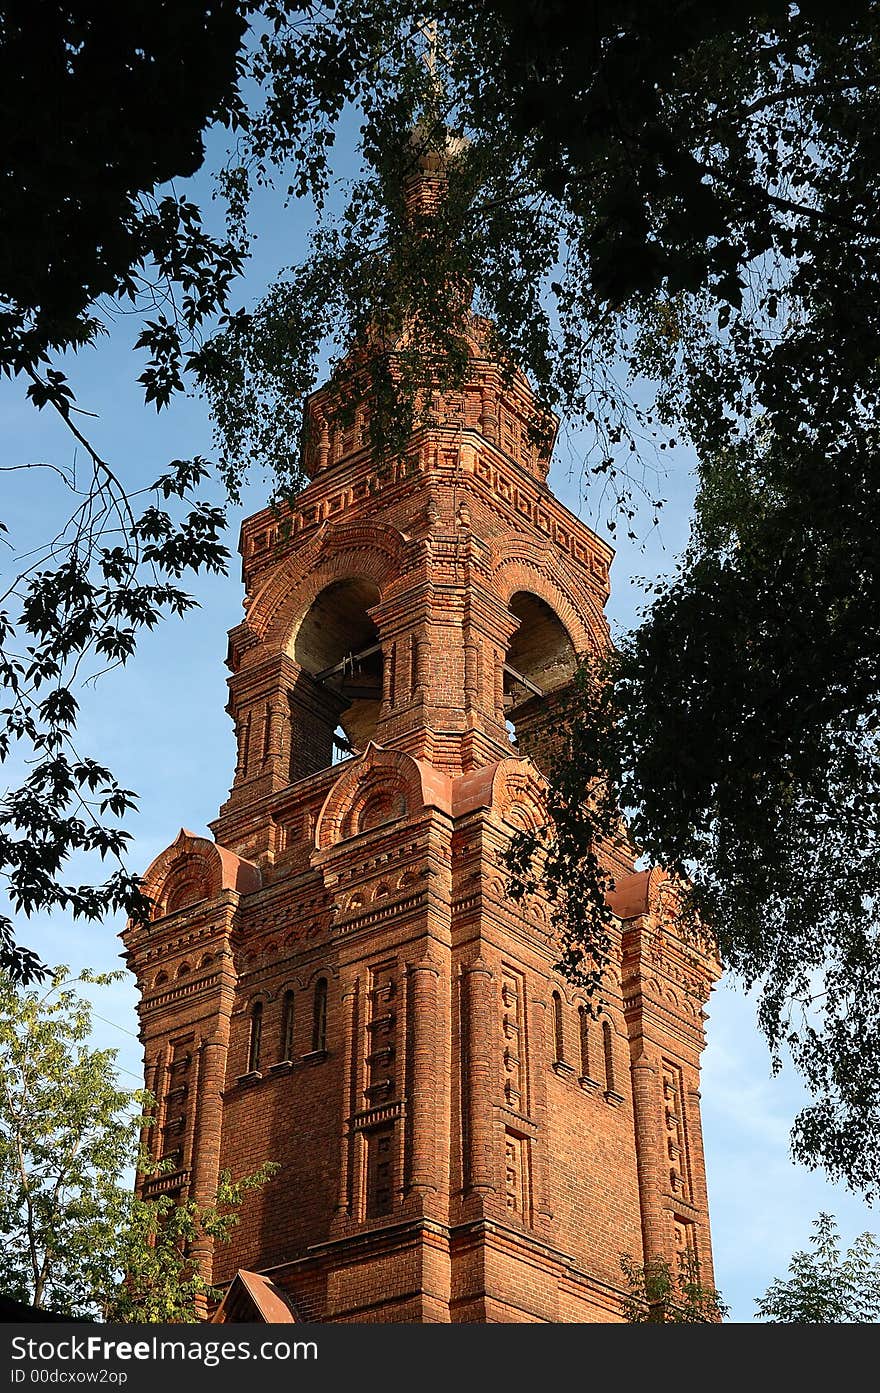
[288,577,383,779]
[503,592,578,758]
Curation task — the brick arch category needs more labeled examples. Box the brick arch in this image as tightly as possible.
[139,829,262,921]
[606,866,671,922]
[489,538,608,657]
[313,744,451,851]
[244,521,406,653]
[302,964,339,989]
[453,755,549,834]
[349,783,408,838]
[241,986,273,1008]
[492,761,549,835]
[551,978,581,1008]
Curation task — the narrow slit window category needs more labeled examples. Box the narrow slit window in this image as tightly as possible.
[552,991,565,1064]
[280,991,295,1062]
[579,1006,591,1079]
[602,1018,615,1094]
[248,1001,263,1074]
[312,978,328,1053]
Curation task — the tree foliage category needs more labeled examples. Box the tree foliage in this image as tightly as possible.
[755,1213,880,1323]
[105,1165,275,1324]
[620,1251,728,1324]
[0,967,273,1319]
[0,3,263,980]
[0,1,246,357]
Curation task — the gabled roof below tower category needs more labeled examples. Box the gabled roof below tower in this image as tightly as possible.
[211,1269,301,1324]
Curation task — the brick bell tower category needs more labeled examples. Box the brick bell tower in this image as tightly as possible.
[123,152,720,1323]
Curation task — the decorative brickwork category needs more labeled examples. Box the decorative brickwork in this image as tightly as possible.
[123,315,720,1323]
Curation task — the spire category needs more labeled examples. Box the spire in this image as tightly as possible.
[402,18,467,217]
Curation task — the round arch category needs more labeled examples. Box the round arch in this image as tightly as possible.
[489,543,608,658]
[504,591,579,713]
[291,576,382,751]
[245,522,405,653]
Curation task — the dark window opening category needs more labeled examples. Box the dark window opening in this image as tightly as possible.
[503,592,578,753]
[289,577,383,780]
[248,1001,263,1073]
[602,1018,616,1094]
[579,1006,591,1079]
[552,991,565,1064]
[312,978,328,1053]
[280,991,295,1062]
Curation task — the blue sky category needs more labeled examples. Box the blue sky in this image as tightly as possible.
[1,116,876,1324]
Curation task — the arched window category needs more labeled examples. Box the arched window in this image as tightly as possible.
[503,592,578,758]
[579,1006,591,1080]
[164,860,209,914]
[289,578,383,779]
[280,991,296,1062]
[602,1018,615,1095]
[552,991,565,1064]
[312,978,328,1053]
[248,1001,263,1073]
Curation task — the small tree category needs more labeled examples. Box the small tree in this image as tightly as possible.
[755,1213,880,1324]
[105,1167,275,1323]
[620,1252,728,1324]
[0,967,273,1320]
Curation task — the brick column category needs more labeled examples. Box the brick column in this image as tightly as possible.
[141,1054,163,1170]
[189,1033,229,1283]
[414,634,429,701]
[406,959,440,1196]
[528,996,554,1224]
[685,1082,717,1286]
[462,958,495,1196]
[493,649,504,722]
[464,638,479,708]
[333,977,360,1227]
[630,1049,665,1264]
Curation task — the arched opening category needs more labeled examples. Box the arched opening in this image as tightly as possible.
[552,990,565,1065]
[504,592,578,716]
[312,978,328,1053]
[503,592,578,761]
[602,1018,616,1095]
[280,990,296,1063]
[578,1005,592,1081]
[289,577,383,778]
[248,1000,263,1074]
[331,724,350,765]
